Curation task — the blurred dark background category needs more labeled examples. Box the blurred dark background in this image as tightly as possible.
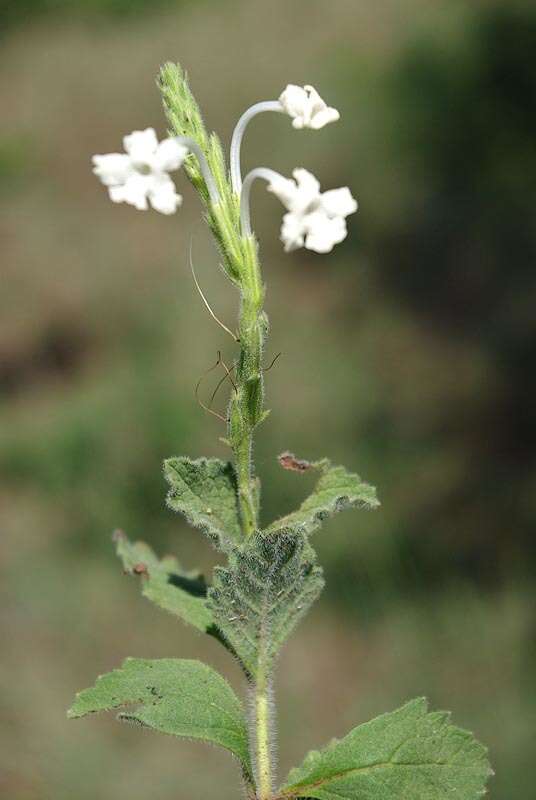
[1,1,535,798]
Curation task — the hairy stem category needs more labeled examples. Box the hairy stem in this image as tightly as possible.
[254,670,273,799]
[228,235,265,537]
[231,240,275,798]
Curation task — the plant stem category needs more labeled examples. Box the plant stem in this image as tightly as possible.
[229,235,266,537]
[230,236,275,798]
[255,669,273,800]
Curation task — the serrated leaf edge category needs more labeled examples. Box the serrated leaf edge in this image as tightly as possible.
[278,698,493,800]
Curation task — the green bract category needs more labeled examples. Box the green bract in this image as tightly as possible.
[70,62,492,800]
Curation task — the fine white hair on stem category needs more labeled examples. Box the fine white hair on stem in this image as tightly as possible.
[247,677,278,796]
[240,167,284,237]
[230,101,284,194]
[176,136,220,204]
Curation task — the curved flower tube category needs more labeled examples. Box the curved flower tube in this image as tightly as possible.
[230,102,283,194]
[230,84,340,194]
[239,167,283,235]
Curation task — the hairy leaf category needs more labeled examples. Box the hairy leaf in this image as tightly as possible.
[113,530,213,634]
[280,697,492,800]
[266,461,379,535]
[164,456,242,549]
[68,658,252,778]
[208,530,324,678]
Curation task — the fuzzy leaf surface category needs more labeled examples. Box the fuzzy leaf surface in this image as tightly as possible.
[114,531,213,634]
[68,658,252,778]
[280,698,492,800]
[208,530,324,677]
[164,456,241,548]
[266,461,379,535]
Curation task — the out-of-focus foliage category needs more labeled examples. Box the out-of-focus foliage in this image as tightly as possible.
[1,1,534,799]
[0,0,190,33]
[374,5,536,580]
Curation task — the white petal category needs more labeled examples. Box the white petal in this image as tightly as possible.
[303,211,348,253]
[320,187,358,218]
[267,175,301,210]
[290,168,322,214]
[123,128,159,161]
[303,85,340,129]
[280,84,340,130]
[280,212,306,252]
[110,174,151,210]
[269,168,322,216]
[92,153,133,186]
[154,138,188,172]
[308,106,340,129]
[293,168,321,196]
[148,175,183,215]
[279,84,309,120]
[303,85,325,116]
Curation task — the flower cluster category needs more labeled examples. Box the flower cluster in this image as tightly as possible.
[92,85,357,253]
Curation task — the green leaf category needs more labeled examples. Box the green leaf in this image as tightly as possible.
[113,530,214,634]
[266,460,380,536]
[208,530,324,678]
[280,698,492,800]
[164,456,242,549]
[68,658,252,779]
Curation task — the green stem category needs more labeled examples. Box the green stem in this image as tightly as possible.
[255,670,273,800]
[230,235,274,797]
[229,235,266,537]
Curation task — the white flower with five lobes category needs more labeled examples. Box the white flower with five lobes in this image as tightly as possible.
[278,84,340,130]
[92,128,187,215]
[267,168,357,253]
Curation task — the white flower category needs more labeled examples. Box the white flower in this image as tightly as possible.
[267,168,357,253]
[278,85,340,130]
[92,128,187,215]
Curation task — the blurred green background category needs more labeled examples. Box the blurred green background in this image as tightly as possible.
[1,1,535,797]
